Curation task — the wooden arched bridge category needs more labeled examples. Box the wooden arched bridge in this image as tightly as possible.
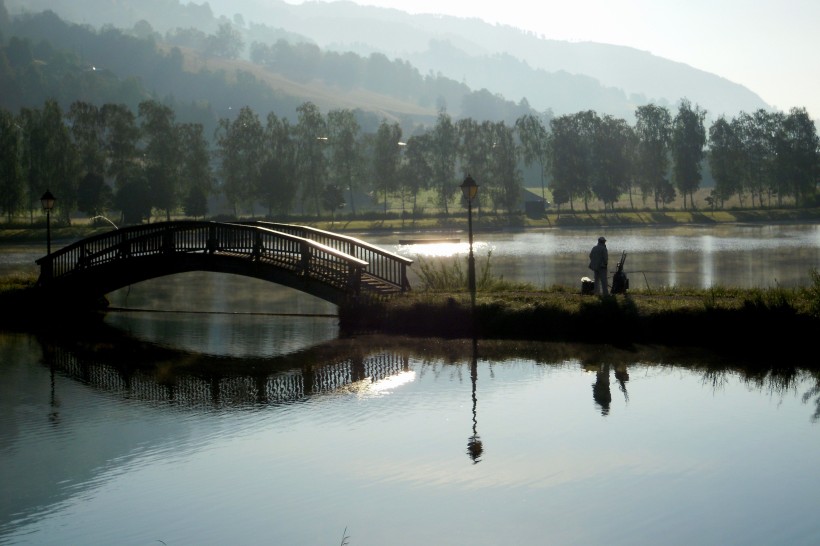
[35,221,412,306]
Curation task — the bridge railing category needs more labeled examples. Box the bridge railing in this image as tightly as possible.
[252,222,413,292]
[219,223,369,294]
[37,222,188,281]
[37,221,370,297]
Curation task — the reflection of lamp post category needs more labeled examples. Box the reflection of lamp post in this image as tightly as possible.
[40,190,56,255]
[460,175,478,303]
[467,337,482,463]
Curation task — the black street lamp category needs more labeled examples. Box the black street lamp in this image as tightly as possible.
[40,190,56,256]
[460,174,479,303]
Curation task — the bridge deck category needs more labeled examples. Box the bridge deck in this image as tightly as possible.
[36,221,413,305]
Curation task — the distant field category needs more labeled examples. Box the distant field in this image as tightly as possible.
[523,187,798,212]
[0,185,809,234]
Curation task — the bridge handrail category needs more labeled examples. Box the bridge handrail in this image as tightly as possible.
[36,221,370,296]
[251,222,413,291]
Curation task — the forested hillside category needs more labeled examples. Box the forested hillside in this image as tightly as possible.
[0,1,816,232]
[5,0,774,122]
[0,4,540,138]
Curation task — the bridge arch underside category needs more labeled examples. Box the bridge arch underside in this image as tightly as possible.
[44,254,353,307]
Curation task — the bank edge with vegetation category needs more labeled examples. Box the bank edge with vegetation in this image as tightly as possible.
[2,268,820,359]
[338,258,820,359]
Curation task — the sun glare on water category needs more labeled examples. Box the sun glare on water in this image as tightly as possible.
[396,240,493,258]
[352,370,417,398]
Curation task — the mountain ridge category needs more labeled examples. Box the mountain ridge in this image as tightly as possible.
[201,0,771,120]
[3,0,773,122]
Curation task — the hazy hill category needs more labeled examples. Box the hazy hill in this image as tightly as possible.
[201,0,771,121]
[3,0,771,123]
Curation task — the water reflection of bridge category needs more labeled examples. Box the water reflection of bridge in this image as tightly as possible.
[46,340,411,407]
[36,221,413,306]
[40,331,820,420]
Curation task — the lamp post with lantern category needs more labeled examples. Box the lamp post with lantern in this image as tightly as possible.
[460,174,478,304]
[40,190,56,256]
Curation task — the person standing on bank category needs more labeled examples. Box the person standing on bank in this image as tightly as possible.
[589,236,609,296]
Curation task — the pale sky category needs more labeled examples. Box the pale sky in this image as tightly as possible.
[295,0,819,120]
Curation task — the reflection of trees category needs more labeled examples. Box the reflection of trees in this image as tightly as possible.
[702,365,820,422]
[802,378,820,423]
[615,364,629,402]
[46,346,61,426]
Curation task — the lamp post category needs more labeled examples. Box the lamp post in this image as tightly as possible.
[460,174,478,304]
[40,190,56,256]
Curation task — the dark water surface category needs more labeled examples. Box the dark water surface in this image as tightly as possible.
[1,223,820,545]
[2,316,820,545]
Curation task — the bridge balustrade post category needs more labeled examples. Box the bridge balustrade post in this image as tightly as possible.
[163,230,175,254]
[207,225,217,254]
[40,256,53,285]
[253,233,264,261]
[117,236,131,260]
[401,264,410,292]
[299,245,311,277]
[77,245,87,269]
[347,265,362,297]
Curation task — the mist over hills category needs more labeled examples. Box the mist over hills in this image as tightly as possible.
[3,0,771,124]
[203,0,769,121]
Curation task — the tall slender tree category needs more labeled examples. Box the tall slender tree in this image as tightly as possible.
[215,105,265,217]
[326,108,361,215]
[0,109,23,221]
[294,101,327,217]
[372,119,402,213]
[775,107,819,207]
[260,112,297,218]
[19,100,78,224]
[430,110,458,215]
[515,113,551,202]
[68,101,105,181]
[707,116,743,208]
[590,115,633,210]
[736,110,775,208]
[399,132,434,219]
[549,111,596,211]
[177,122,213,218]
[101,103,139,190]
[671,99,707,209]
[634,104,672,209]
[487,121,521,214]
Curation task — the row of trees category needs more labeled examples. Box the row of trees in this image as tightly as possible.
[533,102,818,211]
[1,98,817,227]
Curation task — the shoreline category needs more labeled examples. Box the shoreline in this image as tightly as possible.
[2,207,819,243]
[3,211,819,359]
[336,290,819,360]
[2,279,818,362]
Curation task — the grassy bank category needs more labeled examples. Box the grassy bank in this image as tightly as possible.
[338,259,820,358]
[3,269,820,359]
[341,286,817,351]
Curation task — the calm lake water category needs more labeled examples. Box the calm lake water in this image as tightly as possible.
[5,222,820,289]
[2,223,820,545]
[383,223,820,289]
